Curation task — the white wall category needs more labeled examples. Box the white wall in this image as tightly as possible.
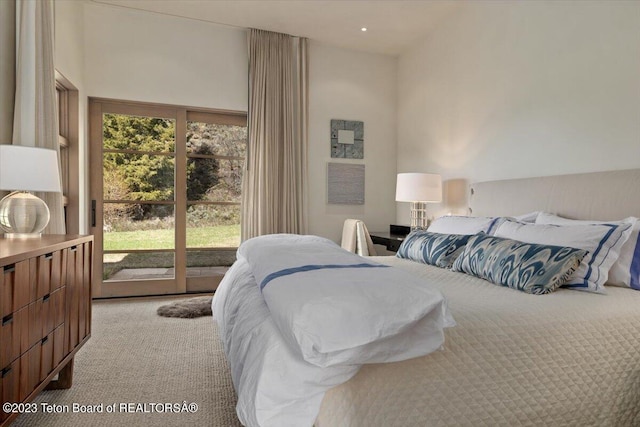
[84,2,248,111]
[55,0,84,89]
[308,41,397,243]
[54,0,88,232]
[81,4,398,244]
[71,2,247,233]
[397,1,640,221]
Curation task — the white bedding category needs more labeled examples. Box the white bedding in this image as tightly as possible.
[213,234,453,427]
[318,257,640,426]
[213,260,359,427]
[238,234,453,367]
[214,241,640,426]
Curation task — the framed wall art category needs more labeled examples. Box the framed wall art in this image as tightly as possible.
[327,162,365,205]
[330,119,364,159]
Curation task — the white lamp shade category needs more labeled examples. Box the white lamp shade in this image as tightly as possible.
[395,173,442,202]
[0,145,62,193]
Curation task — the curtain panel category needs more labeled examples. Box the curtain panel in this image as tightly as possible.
[0,1,15,144]
[1,0,65,234]
[241,29,308,240]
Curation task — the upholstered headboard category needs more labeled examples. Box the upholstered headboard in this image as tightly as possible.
[469,168,640,220]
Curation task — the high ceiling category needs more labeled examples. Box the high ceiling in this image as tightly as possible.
[91,0,463,56]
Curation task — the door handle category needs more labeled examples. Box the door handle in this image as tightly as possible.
[91,200,96,227]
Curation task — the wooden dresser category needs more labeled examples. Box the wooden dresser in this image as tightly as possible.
[0,235,92,426]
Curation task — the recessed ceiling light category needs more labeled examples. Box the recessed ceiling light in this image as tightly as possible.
[361,27,367,32]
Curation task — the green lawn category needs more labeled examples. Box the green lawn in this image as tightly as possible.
[102,224,239,280]
[104,224,240,251]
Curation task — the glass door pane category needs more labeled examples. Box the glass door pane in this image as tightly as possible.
[185,121,246,289]
[101,113,176,287]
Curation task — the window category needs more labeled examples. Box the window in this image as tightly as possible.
[55,72,79,233]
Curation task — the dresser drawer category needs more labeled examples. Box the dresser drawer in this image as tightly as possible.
[51,286,66,329]
[0,359,20,423]
[35,250,65,299]
[0,261,32,319]
[41,324,64,382]
[41,287,65,339]
[17,325,65,395]
[1,288,66,372]
[27,287,66,350]
[19,343,40,401]
[39,332,54,383]
[52,324,65,369]
[0,307,28,371]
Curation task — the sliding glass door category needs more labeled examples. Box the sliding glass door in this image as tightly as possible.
[89,99,246,298]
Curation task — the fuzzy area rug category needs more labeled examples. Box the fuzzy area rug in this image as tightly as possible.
[157,295,213,318]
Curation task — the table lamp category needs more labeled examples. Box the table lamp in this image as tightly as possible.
[0,145,62,238]
[395,173,442,230]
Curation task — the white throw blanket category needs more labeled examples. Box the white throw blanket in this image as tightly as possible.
[341,219,377,256]
[238,234,455,367]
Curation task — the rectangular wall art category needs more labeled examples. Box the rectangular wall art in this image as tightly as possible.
[327,163,365,205]
[331,119,364,159]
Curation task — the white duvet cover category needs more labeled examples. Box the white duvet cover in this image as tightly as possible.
[238,234,454,367]
[213,234,454,427]
[213,260,358,426]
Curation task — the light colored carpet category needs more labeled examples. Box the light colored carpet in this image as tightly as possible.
[13,297,242,427]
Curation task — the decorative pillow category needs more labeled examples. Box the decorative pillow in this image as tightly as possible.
[493,219,634,293]
[397,231,471,268]
[536,213,640,290]
[452,233,588,295]
[428,215,503,236]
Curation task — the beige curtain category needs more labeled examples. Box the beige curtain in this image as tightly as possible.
[0,1,16,202]
[241,29,308,240]
[11,0,65,234]
[0,1,15,145]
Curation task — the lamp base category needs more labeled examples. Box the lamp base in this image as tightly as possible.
[410,201,429,231]
[0,191,51,237]
[3,232,42,239]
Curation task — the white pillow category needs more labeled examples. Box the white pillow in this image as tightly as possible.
[428,215,501,235]
[493,218,635,293]
[514,211,540,223]
[536,213,640,290]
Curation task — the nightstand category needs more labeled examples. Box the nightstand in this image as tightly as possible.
[369,232,407,253]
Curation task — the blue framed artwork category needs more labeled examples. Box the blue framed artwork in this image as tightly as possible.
[331,119,364,159]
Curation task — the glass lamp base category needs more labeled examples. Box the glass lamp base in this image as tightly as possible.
[3,232,42,239]
[410,201,428,231]
[0,191,50,237]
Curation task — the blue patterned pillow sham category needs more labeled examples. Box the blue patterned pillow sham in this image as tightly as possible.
[451,233,588,295]
[397,231,471,268]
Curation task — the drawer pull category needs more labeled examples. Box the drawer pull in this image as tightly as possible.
[44,252,54,260]
[43,293,51,302]
[1,366,11,378]
[1,314,12,326]
[41,336,49,345]
[3,264,15,273]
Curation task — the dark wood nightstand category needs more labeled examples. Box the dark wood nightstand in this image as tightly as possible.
[369,232,407,253]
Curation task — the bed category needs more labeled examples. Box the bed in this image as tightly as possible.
[214,169,640,427]
[317,257,640,426]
